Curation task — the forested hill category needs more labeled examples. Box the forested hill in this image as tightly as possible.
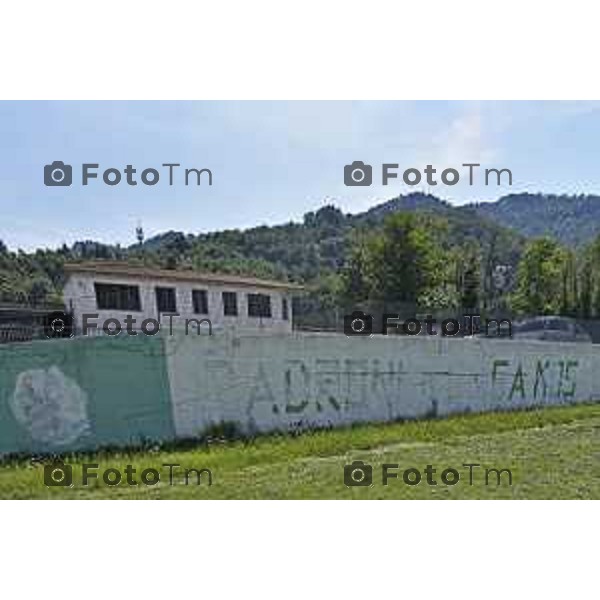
[470,193,600,247]
[361,192,600,248]
[143,190,600,281]
[1,191,600,304]
[140,194,524,282]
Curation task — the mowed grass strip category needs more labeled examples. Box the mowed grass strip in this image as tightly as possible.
[2,403,600,499]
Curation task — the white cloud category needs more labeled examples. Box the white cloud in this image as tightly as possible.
[430,103,497,166]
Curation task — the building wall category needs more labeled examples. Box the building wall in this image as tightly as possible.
[63,273,293,335]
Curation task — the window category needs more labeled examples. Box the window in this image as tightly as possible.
[155,287,177,313]
[192,290,209,314]
[282,297,289,321]
[95,283,141,311]
[222,291,238,316]
[247,293,272,318]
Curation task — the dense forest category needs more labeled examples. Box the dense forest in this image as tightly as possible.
[472,192,600,247]
[2,192,600,324]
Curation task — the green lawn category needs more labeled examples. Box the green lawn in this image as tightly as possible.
[2,403,600,499]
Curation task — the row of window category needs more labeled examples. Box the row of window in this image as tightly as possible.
[94,283,289,319]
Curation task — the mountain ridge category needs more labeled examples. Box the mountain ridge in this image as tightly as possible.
[141,191,600,252]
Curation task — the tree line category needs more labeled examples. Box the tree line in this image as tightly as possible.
[1,209,600,323]
[332,212,600,320]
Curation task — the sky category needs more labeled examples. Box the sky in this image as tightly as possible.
[1,100,600,251]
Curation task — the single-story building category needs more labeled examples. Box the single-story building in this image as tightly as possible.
[63,261,303,335]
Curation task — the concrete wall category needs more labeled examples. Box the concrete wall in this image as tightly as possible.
[165,333,600,435]
[1,332,600,454]
[63,273,293,335]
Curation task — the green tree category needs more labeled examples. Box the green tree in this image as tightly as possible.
[577,234,600,318]
[455,242,482,311]
[341,213,448,310]
[511,238,571,315]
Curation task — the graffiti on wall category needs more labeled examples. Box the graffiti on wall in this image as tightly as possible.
[167,335,600,437]
[275,357,404,415]
[491,357,580,403]
[2,334,600,455]
[10,366,91,447]
[197,355,406,431]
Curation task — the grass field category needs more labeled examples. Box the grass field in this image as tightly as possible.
[2,403,600,499]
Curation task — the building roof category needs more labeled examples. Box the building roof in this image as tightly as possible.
[63,261,304,291]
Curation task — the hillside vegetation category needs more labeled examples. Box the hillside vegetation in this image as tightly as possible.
[473,192,600,247]
[2,192,600,322]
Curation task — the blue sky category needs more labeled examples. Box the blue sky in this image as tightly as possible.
[1,100,600,251]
